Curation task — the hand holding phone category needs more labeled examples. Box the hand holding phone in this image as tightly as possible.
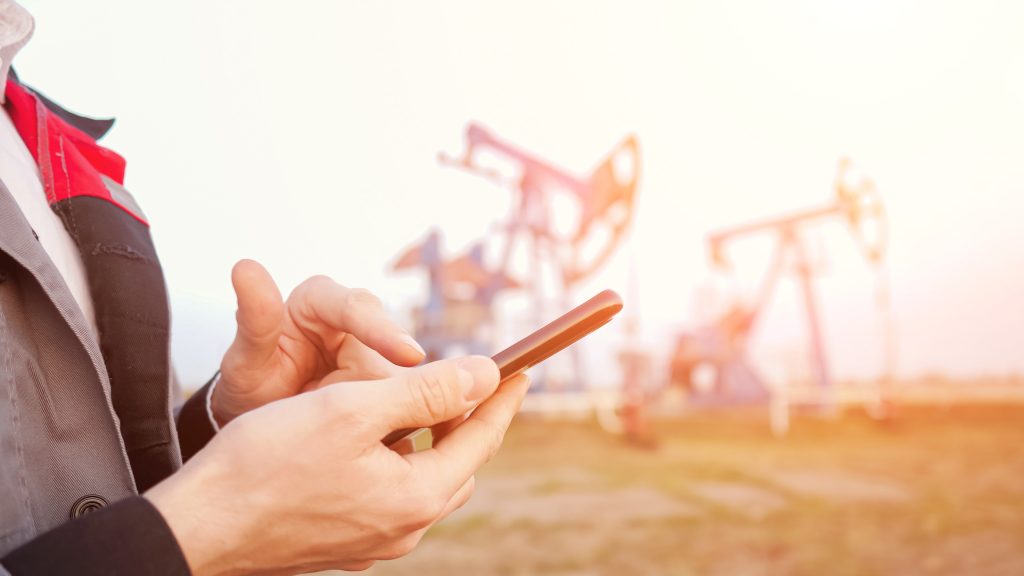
[382,289,623,446]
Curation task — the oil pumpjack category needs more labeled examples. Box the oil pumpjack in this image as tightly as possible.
[669,158,891,433]
[392,122,641,432]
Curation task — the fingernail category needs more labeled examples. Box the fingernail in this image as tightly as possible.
[400,333,426,356]
[456,355,499,402]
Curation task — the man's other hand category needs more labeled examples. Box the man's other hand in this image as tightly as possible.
[212,259,426,425]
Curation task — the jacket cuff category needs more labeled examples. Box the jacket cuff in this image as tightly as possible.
[1,496,190,575]
[176,373,219,462]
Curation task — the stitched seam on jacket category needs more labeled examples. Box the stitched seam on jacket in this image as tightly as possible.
[104,310,170,332]
[55,135,83,245]
[0,303,38,542]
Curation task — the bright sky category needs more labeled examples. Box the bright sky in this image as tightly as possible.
[17,0,1024,388]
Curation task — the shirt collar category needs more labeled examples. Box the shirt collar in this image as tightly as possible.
[0,0,33,103]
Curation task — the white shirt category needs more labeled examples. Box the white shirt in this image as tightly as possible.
[0,1,99,338]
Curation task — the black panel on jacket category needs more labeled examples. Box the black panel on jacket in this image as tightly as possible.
[52,196,176,492]
[1,496,191,575]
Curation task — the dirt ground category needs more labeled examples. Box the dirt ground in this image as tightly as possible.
[358,404,1024,576]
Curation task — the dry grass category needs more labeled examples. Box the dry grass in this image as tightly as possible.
[364,404,1024,576]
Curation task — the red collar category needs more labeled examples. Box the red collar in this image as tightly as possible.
[4,78,146,225]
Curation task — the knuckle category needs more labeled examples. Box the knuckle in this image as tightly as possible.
[297,274,335,297]
[320,386,359,422]
[421,494,448,523]
[407,370,454,422]
[290,275,336,318]
[387,490,426,531]
[398,512,431,533]
[377,535,421,560]
[399,510,432,532]
[409,500,440,529]
[339,560,376,572]
[308,274,335,288]
[399,487,445,529]
[483,420,507,461]
[347,287,383,309]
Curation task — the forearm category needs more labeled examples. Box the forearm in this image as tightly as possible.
[1,497,190,576]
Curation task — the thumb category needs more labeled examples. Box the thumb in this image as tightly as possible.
[226,259,284,369]
[334,356,500,439]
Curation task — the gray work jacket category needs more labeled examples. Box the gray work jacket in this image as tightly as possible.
[0,77,215,575]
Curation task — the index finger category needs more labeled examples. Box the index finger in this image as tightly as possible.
[292,278,426,367]
[404,374,530,495]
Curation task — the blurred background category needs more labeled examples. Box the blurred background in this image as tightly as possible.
[18,1,1024,574]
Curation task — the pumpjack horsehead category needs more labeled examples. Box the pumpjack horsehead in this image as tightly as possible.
[395,122,640,392]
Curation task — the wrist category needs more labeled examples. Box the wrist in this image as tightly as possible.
[145,458,237,576]
[208,373,242,427]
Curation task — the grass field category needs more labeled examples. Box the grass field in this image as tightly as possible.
[363,404,1024,576]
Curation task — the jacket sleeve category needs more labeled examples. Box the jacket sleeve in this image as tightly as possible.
[0,496,191,575]
[175,373,220,462]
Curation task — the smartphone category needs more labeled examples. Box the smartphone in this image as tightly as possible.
[382,289,623,446]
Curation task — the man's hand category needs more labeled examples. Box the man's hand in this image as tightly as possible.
[147,356,528,575]
[212,259,426,425]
